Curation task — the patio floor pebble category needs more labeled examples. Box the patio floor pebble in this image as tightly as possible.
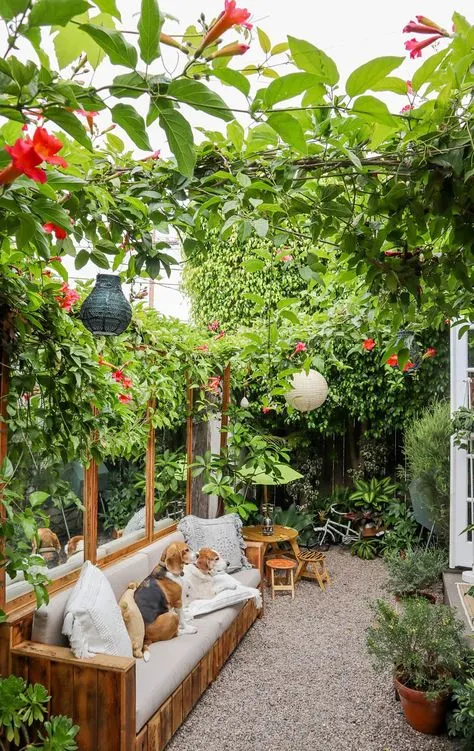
[166,547,458,751]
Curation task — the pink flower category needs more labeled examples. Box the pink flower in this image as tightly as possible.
[43,222,68,240]
[112,370,124,383]
[207,320,220,332]
[404,35,443,58]
[75,109,98,132]
[118,393,133,404]
[215,331,226,340]
[384,249,402,257]
[206,376,222,394]
[280,254,293,262]
[406,80,413,94]
[207,43,250,59]
[142,150,161,161]
[293,342,307,354]
[55,283,80,313]
[261,406,272,414]
[423,347,436,359]
[50,255,63,262]
[400,104,414,114]
[200,0,252,50]
[195,344,209,352]
[122,376,133,389]
[387,354,398,367]
[362,338,376,351]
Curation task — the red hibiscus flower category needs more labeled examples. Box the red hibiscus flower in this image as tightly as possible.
[404,35,443,59]
[208,42,250,59]
[403,361,414,372]
[118,393,133,404]
[32,128,67,168]
[206,376,222,394]
[0,127,67,185]
[43,222,68,240]
[200,0,252,50]
[363,338,376,351]
[423,347,436,359]
[387,354,398,367]
[55,283,80,313]
[403,16,449,35]
[293,341,307,354]
[122,376,133,389]
[112,370,124,383]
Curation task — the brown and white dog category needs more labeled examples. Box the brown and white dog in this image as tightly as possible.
[182,548,237,604]
[32,528,61,562]
[64,535,84,558]
[134,542,198,661]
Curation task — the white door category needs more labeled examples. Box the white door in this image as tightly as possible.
[450,324,474,568]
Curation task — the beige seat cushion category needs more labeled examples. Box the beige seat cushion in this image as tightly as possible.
[135,567,261,732]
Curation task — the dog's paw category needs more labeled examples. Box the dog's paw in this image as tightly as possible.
[178,624,198,635]
[143,650,150,663]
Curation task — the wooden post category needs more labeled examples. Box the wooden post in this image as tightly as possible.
[145,399,156,540]
[83,407,99,564]
[185,380,193,517]
[217,364,231,517]
[0,332,8,611]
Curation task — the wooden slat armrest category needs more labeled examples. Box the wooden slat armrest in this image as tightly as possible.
[11,640,135,673]
[244,541,265,580]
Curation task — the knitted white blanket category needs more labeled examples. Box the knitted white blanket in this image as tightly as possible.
[183,572,262,618]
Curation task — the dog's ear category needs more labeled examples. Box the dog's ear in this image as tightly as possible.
[164,544,182,575]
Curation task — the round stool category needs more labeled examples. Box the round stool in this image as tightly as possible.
[265,558,297,600]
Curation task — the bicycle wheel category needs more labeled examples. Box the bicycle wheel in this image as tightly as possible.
[308,526,335,548]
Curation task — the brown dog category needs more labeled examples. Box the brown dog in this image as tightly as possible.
[134,542,197,660]
[32,528,61,562]
[64,535,84,558]
[182,548,235,603]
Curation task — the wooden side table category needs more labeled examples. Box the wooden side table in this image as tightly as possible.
[241,525,300,586]
[266,558,297,600]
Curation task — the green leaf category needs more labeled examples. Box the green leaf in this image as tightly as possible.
[267,112,308,154]
[212,68,250,96]
[287,36,339,85]
[346,56,404,97]
[75,249,90,269]
[0,0,29,21]
[29,0,90,26]
[53,13,115,70]
[79,24,138,68]
[352,95,399,128]
[90,249,110,269]
[111,103,151,150]
[158,108,195,177]
[168,78,233,122]
[31,196,71,230]
[94,0,121,19]
[257,27,271,54]
[45,107,92,150]
[29,491,49,507]
[23,26,50,68]
[244,258,265,272]
[110,71,147,98]
[138,0,162,64]
[253,218,269,238]
[412,48,449,91]
[371,77,408,95]
[265,72,320,105]
[46,171,87,190]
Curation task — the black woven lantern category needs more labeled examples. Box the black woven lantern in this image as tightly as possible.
[80,274,132,336]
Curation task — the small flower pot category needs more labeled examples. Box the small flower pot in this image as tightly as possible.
[393,676,448,734]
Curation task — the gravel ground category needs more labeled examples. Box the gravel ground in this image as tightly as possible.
[167,548,460,751]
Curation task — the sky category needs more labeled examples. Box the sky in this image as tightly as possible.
[9,1,474,318]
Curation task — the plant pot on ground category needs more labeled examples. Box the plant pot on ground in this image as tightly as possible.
[366,597,467,735]
[383,546,448,602]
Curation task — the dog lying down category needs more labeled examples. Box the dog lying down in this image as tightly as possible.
[181,547,237,605]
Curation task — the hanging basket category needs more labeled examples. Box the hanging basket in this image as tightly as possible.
[80,274,132,336]
[285,369,328,412]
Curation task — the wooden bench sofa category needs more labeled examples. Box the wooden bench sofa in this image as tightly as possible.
[1,529,264,751]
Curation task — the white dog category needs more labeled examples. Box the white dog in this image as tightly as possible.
[182,548,237,604]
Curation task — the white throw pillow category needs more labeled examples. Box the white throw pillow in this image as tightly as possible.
[62,561,132,659]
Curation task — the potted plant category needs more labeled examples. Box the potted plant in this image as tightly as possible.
[367,597,466,734]
[383,547,448,603]
[349,477,397,536]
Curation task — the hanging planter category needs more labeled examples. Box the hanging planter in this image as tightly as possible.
[285,369,328,412]
[80,274,132,336]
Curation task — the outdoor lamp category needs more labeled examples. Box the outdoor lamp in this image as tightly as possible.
[285,369,328,412]
[80,274,132,336]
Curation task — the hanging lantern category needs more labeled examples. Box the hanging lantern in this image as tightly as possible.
[285,369,328,412]
[240,396,249,409]
[80,274,132,336]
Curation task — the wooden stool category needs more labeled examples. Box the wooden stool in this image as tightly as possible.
[295,550,330,591]
[266,558,297,600]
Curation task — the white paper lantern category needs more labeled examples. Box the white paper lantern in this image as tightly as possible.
[240,396,249,408]
[285,369,328,412]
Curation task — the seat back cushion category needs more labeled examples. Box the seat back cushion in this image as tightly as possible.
[178,514,250,573]
[140,530,185,573]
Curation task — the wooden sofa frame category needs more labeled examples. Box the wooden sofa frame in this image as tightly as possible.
[2,542,264,751]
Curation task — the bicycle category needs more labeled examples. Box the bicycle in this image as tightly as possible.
[307,504,361,547]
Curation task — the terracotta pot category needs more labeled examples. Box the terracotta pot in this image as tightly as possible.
[394,676,448,734]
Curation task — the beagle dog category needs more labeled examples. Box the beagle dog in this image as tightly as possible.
[32,528,61,563]
[64,535,84,558]
[134,542,197,661]
[182,547,237,604]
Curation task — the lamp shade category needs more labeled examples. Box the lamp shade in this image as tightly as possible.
[285,369,328,412]
[80,274,132,336]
